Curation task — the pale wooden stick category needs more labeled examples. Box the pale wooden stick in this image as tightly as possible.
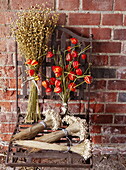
[11,109,61,141]
[14,139,91,160]
[35,116,88,143]
[35,122,83,142]
[11,120,50,141]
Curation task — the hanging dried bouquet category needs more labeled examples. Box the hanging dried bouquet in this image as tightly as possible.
[12,5,59,122]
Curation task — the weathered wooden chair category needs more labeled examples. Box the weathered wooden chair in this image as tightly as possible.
[6,26,93,169]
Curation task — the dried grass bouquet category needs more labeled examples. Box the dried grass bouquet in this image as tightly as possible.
[12,5,59,122]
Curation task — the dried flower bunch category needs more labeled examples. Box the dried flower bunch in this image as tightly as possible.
[12,5,59,62]
[12,5,59,122]
[42,38,92,114]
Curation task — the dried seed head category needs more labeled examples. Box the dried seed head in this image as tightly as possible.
[11,5,59,62]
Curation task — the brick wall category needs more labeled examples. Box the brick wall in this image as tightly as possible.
[0,0,126,153]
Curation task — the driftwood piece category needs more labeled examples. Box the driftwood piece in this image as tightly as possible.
[14,139,91,160]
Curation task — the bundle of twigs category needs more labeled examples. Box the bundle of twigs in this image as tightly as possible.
[11,109,61,141]
[35,115,88,142]
[14,139,91,160]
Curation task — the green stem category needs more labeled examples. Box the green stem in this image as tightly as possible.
[63,44,81,52]
[78,45,91,55]
[74,80,86,88]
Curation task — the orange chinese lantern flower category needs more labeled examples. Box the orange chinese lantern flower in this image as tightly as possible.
[46,87,52,93]
[55,79,61,87]
[73,61,79,69]
[67,46,72,52]
[46,51,54,58]
[54,86,62,93]
[42,80,49,88]
[76,68,83,75]
[28,69,35,76]
[70,38,78,44]
[71,51,78,58]
[81,54,87,60]
[31,60,38,66]
[84,76,92,84]
[49,77,56,85]
[52,66,63,73]
[25,59,32,65]
[66,53,72,61]
[68,82,76,91]
[68,71,76,81]
[55,72,62,77]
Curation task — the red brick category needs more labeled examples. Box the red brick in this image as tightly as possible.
[0,66,15,77]
[57,13,67,25]
[110,55,126,66]
[111,136,126,143]
[0,25,10,38]
[108,80,126,90]
[0,90,16,100]
[117,68,126,79]
[9,79,21,89]
[0,11,16,24]
[10,0,54,10]
[89,104,104,113]
[124,15,126,26]
[0,124,16,133]
[91,115,113,124]
[92,28,111,40]
[91,135,102,144]
[0,53,13,66]
[118,93,126,102]
[91,80,106,90]
[0,39,6,52]
[93,42,121,53]
[91,55,108,66]
[106,104,126,113]
[90,125,101,133]
[102,135,111,143]
[114,29,126,40]
[68,102,85,113]
[11,101,28,112]
[121,42,126,54]
[0,0,8,10]
[0,113,17,122]
[0,146,8,153]
[6,38,16,52]
[90,92,117,102]
[67,27,90,38]
[114,0,126,11]
[0,79,9,89]
[0,134,12,142]
[103,126,126,134]
[83,0,113,11]
[58,0,79,10]
[69,13,101,25]
[114,115,126,124]
[9,79,16,88]
[82,28,90,38]
[0,12,6,24]
[42,101,61,113]
[0,102,11,112]
[102,14,123,26]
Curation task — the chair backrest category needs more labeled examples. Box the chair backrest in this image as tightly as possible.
[6,27,93,168]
